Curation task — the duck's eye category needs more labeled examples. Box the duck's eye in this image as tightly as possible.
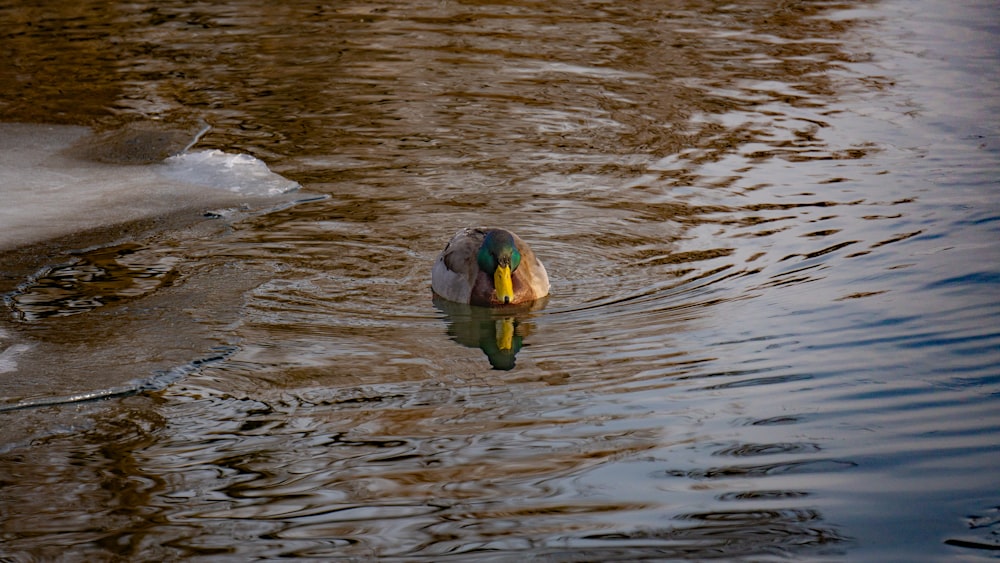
[511,249,521,271]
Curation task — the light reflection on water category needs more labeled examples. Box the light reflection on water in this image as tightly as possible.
[1,0,999,560]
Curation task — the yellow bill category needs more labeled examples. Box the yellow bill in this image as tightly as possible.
[494,264,514,304]
[496,318,514,351]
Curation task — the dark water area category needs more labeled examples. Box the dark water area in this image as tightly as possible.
[1,0,999,560]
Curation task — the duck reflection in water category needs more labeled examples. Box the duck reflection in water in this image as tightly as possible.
[432,295,548,370]
[431,227,550,369]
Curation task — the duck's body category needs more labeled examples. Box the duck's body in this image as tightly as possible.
[432,227,549,306]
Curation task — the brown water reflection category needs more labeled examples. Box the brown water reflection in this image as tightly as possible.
[5,377,851,559]
[2,0,1000,560]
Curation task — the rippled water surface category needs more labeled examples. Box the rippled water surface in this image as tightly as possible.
[1,0,999,560]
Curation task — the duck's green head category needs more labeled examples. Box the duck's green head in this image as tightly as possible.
[477,230,522,304]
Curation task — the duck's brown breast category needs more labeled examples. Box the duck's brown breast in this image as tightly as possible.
[469,269,542,306]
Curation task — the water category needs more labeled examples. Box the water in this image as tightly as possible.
[1,0,998,560]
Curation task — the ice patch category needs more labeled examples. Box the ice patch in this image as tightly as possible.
[0,344,32,374]
[0,329,33,374]
[158,149,299,196]
[0,123,302,252]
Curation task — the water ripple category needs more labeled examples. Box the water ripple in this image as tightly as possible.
[1,0,998,561]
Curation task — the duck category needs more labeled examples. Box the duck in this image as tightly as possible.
[431,227,550,306]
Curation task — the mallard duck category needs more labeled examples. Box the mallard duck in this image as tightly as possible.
[432,227,550,306]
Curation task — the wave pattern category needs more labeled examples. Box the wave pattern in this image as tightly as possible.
[1,0,998,560]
